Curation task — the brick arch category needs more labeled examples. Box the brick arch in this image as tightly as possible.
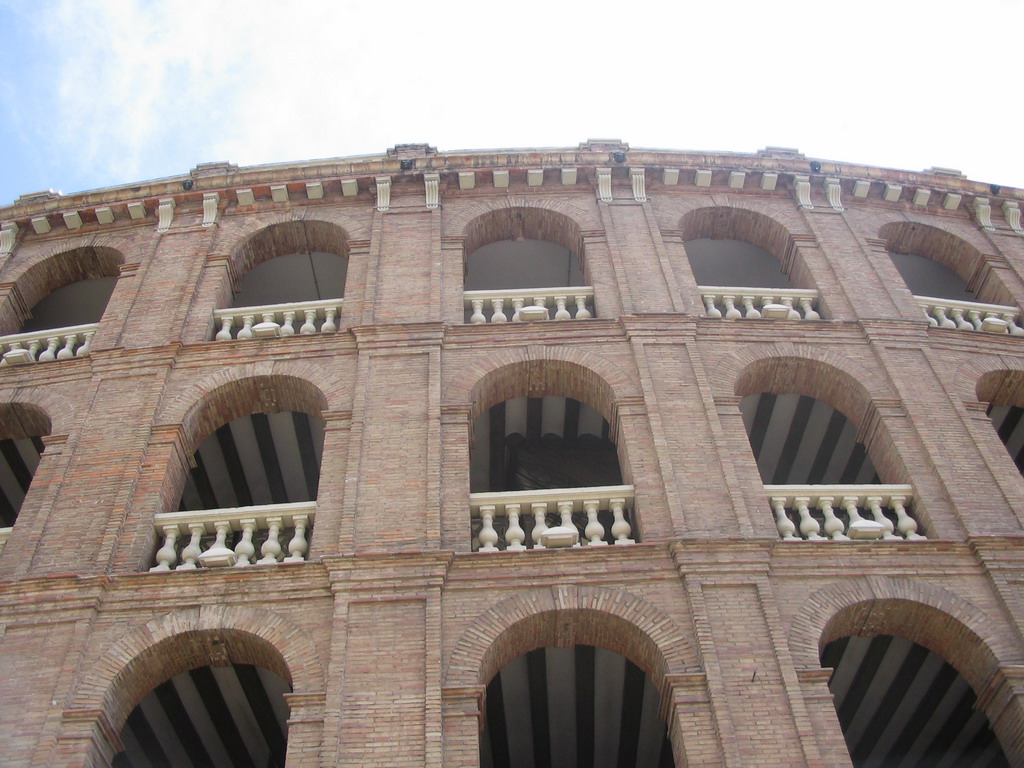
[679,204,810,265]
[460,204,588,280]
[211,207,368,260]
[788,575,1024,763]
[156,366,332,455]
[451,346,639,427]
[0,242,126,335]
[0,386,76,437]
[69,603,324,735]
[448,195,600,244]
[878,220,1009,304]
[223,217,352,282]
[445,585,696,693]
[975,365,1024,407]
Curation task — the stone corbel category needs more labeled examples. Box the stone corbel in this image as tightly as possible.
[424,172,440,209]
[1001,201,1023,234]
[156,197,175,233]
[596,168,613,202]
[824,177,843,211]
[973,197,995,231]
[0,222,18,258]
[793,174,813,209]
[375,176,391,211]
[629,167,647,202]
[202,192,219,227]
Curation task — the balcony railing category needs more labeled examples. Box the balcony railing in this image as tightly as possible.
[0,526,10,556]
[0,323,97,365]
[699,286,820,320]
[916,295,1024,334]
[765,484,924,541]
[469,485,635,551]
[149,502,315,570]
[464,286,594,324]
[213,298,342,340]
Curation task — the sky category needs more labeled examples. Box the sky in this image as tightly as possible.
[1,0,1022,207]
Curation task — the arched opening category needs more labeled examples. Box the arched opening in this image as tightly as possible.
[463,207,593,323]
[149,377,327,570]
[482,644,673,768]
[735,358,922,540]
[1,247,122,361]
[468,362,636,550]
[216,221,348,339]
[114,662,291,768]
[681,207,820,320]
[178,410,324,511]
[104,630,294,768]
[0,402,51,534]
[819,599,1013,768]
[977,370,1024,477]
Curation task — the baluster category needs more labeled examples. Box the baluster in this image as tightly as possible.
[949,308,973,330]
[890,495,924,539]
[557,500,580,547]
[322,307,338,332]
[236,315,255,339]
[38,337,60,362]
[771,497,798,540]
[283,514,310,562]
[866,497,898,539]
[259,312,281,335]
[56,335,76,359]
[932,307,956,329]
[76,330,95,357]
[799,297,820,320]
[583,500,607,546]
[258,517,284,563]
[574,295,592,319]
[234,519,257,566]
[819,497,848,540]
[478,505,500,552]
[176,524,204,570]
[841,496,872,538]
[215,316,234,340]
[533,296,548,319]
[741,296,761,319]
[794,497,824,540]
[967,309,984,331]
[781,297,801,320]
[1003,314,1024,336]
[702,295,723,318]
[610,499,634,544]
[150,526,180,571]
[511,298,525,322]
[490,299,507,323]
[280,311,296,335]
[469,299,486,324]
[27,340,41,361]
[922,306,938,326]
[722,296,742,319]
[200,520,238,566]
[554,296,571,320]
[530,502,548,549]
[300,309,317,334]
[505,503,526,551]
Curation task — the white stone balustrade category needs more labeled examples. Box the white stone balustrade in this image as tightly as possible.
[213,298,342,340]
[149,502,315,570]
[764,484,924,541]
[464,286,594,324]
[469,484,635,552]
[0,526,10,556]
[916,295,1024,335]
[699,286,820,320]
[0,323,97,366]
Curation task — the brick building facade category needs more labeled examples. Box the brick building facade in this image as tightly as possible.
[0,140,1022,767]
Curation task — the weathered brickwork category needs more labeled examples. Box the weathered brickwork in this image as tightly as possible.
[0,142,1023,767]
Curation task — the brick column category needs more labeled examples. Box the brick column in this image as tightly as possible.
[282,692,327,768]
[442,685,485,767]
[50,709,122,768]
[975,664,1024,765]
[662,672,727,767]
